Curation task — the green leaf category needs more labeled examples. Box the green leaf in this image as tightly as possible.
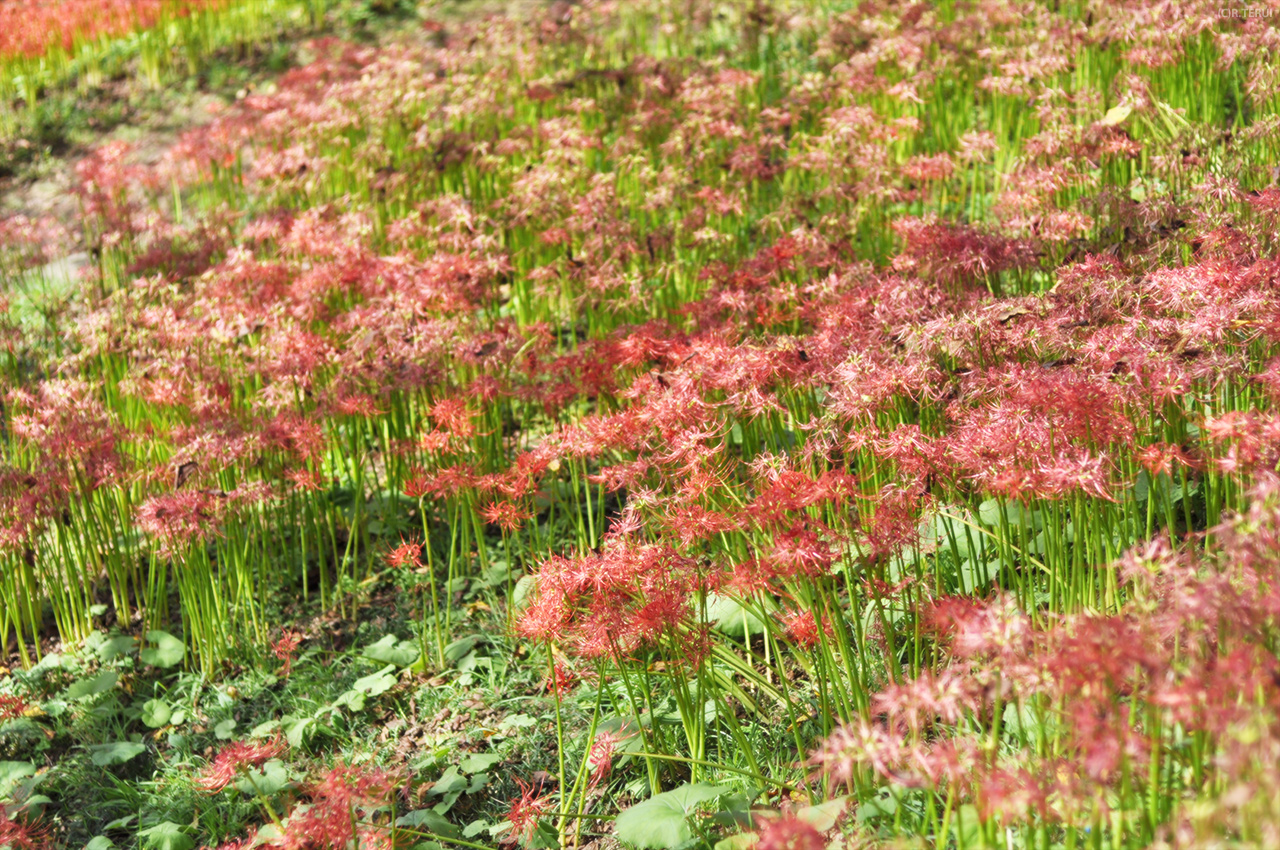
[141,699,173,729]
[332,688,367,712]
[0,761,36,797]
[363,634,421,667]
[794,796,849,831]
[140,631,185,668]
[18,793,51,811]
[428,766,467,797]
[855,790,898,822]
[428,766,472,814]
[976,499,1041,530]
[139,821,195,850]
[703,594,771,639]
[65,671,119,701]
[511,574,537,613]
[442,636,481,665]
[283,716,315,748]
[460,753,502,774]
[214,719,237,740]
[250,720,282,738]
[952,804,981,849]
[89,742,147,766]
[95,634,137,662]
[714,834,757,850]
[499,713,537,730]
[395,808,460,837]
[615,783,732,849]
[234,759,290,796]
[85,837,118,850]
[924,510,978,559]
[253,824,284,845]
[956,559,998,594]
[462,820,491,838]
[352,664,397,697]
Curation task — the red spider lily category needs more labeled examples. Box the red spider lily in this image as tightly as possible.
[480,499,533,533]
[818,478,1280,827]
[205,839,254,850]
[506,777,554,845]
[0,693,34,722]
[587,728,626,789]
[267,764,401,850]
[0,0,232,60]
[779,609,830,650]
[891,216,1036,289]
[517,542,706,661]
[755,814,827,850]
[385,539,424,569]
[135,490,224,552]
[544,662,579,697]
[0,810,50,850]
[197,735,287,793]
[272,631,302,677]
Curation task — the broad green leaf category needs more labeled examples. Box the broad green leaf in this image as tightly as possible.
[250,720,282,738]
[463,819,491,838]
[956,559,998,594]
[352,664,397,697]
[234,758,290,796]
[89,742,147,766]
[214,719,237,740]
[65,671,118,701]
[443,636,480,665]
[254,824,284,844]
[140,631,185,668]
[95,634,137,662]
[976,499,1041,530]
[714,834,758,850]
[0,761,36,797]
[428,766,467,797]
[855,790,898,822]
[924,511,978,559]
[332,688,367,712]
[952,804,981,849]
[139,821,195,850]
[85,837,118,850]
[794,796,849,831]
[460,753,502,774]
[703,594,771,639]
[512,574,537,613]
[283,716,315,748]
[615,783,732,849]
[141,699,173,729]
[499,713,537,731]
[18,793,51,811]
[363,634,421,667]
[395,808,460,837]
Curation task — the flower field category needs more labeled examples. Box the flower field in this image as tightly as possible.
[2,1,1280,848]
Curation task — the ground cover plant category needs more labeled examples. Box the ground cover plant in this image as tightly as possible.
[2,0,1280,847]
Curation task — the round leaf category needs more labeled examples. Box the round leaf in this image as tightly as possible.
[616,783,732,849]
[89,742,147,766]
[141,700,173,729]
[65,671,118,701]
[140,631,185,668]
